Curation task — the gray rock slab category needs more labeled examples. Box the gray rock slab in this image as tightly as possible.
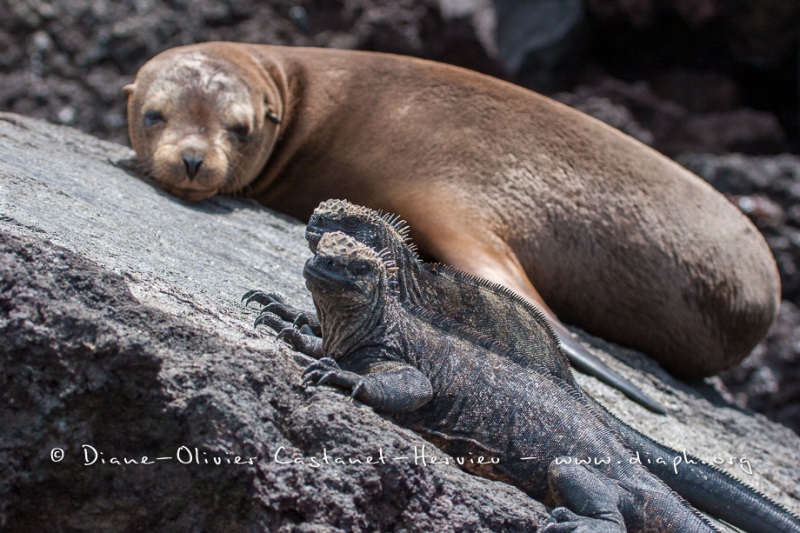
[1,112,798,530]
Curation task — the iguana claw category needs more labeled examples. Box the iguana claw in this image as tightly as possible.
[277,327,324,357]
[253,310,287,331]
[241,290,284,308]
[261,301,287,315]
[302,358,340,377]
[316,370,338,386]
[275,327,294,344]
[301,358,365,401]
[300,357,341,386]
[300,373,316,387]
[292,313,315,330]
[244,290,322,335]
[349,381,364,401]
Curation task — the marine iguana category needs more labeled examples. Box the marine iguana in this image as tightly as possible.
[252,231,800,533]
[243,199,665,413]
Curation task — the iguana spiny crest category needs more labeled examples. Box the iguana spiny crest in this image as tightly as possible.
[308,199,418,259]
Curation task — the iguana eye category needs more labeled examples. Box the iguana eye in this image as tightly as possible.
[143,111,164,127]
[228,124,250,143]
[352,262,370,276]
[345,218,359,229]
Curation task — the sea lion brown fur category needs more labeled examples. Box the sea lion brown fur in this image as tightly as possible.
[125,42,780,378]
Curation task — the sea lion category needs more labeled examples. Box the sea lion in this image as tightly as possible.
[125,42,780,378]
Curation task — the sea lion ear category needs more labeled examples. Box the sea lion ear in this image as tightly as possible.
[265,107,281,125]
[122,83,136,96]
[263,95,281,125]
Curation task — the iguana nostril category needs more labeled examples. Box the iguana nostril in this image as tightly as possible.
[182,155,203,179]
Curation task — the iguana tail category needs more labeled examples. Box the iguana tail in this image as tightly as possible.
[597,401,800,533]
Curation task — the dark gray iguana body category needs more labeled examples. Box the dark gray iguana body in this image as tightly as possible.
[281,231,722,532]
[253,231,800,532]
[244,199,664,413]
[249,200,800,532]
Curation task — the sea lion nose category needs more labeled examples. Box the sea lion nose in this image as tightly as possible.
[182,154,203,180]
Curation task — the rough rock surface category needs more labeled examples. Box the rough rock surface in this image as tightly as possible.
[2,113,799,530]
[584,0,800,68]
[555,78,788,156]
[0,112,546,531]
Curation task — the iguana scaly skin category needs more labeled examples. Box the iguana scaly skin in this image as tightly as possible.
[252,230,800,533]
[282,231,723,532]
[244,199,665,413]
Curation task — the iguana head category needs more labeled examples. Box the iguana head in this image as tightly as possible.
[304,231,384,297]
[304,231,398,356]
[306,200,418,263]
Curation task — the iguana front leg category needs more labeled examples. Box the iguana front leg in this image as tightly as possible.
[244,290,323,357]
[242,290,321,334]
[253,310,324,358]
[302,358,433,414]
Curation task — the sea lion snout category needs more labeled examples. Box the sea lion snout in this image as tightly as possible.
[144,128,227,200]
[182,154,203,180]
[174,134,211,181]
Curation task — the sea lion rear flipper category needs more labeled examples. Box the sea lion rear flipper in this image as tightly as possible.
[555,328,667,415]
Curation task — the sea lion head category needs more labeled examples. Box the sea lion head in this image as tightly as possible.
[124,44,282,201]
